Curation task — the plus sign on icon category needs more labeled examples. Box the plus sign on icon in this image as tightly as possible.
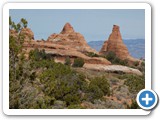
[142,93,153,105]
[137,89,158,110]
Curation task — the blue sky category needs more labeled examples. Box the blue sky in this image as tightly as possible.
[10,9,145,42]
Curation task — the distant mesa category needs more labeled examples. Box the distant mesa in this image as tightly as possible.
[100,25,140,63]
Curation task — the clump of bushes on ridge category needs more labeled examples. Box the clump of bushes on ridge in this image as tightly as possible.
[86,52,99,57]
[64,57,71,66]
[72,58,84,67]
[104,51,128,66]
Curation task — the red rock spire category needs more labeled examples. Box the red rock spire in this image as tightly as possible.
[60,22,74,34]
[100,25,130,60]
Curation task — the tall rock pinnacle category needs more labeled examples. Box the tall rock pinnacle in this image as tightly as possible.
[100,25,137,62]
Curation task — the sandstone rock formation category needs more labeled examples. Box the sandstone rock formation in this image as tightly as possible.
[9,29,18,39]
[16,23,142,75]
[60,22,74,34]
[100,25,139,63]
[21,24,111,65]
[47,23,98,54]
[23,40,111,65]
[20,28,34,41]
[83,64,142,76]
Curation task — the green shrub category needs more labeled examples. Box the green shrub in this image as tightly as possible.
[86,52,99,57]
[90,76,110,96]
[112,57,121,64]
[141,61,145,67]
[105,51,116,61]
[133,61,139,66]
[119,59,128,66]
[38,63,87,106]
[124,75,145,94]
[86,84,104,102]
[53,73,87,106]
[64,57,71,66]
[105,51,128,66]
[72,58,84,67]
[29,49,51,61]
[63,94,80,106]
[86,76,110,102]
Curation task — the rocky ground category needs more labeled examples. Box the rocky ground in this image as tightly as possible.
[73,68,143,109]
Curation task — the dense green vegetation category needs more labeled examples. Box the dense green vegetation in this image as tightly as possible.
[64,57,71,66]
[29,48,52,61]
[104,51,145,74]
[104,51,128,66]
[72,58,84,67]
[86,76,110,102]
[9,17,110,108]
[10,48,111,108]
[121,74,145,94]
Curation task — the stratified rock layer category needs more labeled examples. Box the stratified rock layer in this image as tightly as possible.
[22,23,111,65]
[47,23,97,54]
[11,23,142,75]
[23,40,111,65]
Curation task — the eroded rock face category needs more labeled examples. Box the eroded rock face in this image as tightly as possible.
[47,23,97,54]
[23,40,111,65]
[100,41,108,52]
[100,25,138,63]
[19,28,34,41]
[9,29,18,39]
[18,24,110,65]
